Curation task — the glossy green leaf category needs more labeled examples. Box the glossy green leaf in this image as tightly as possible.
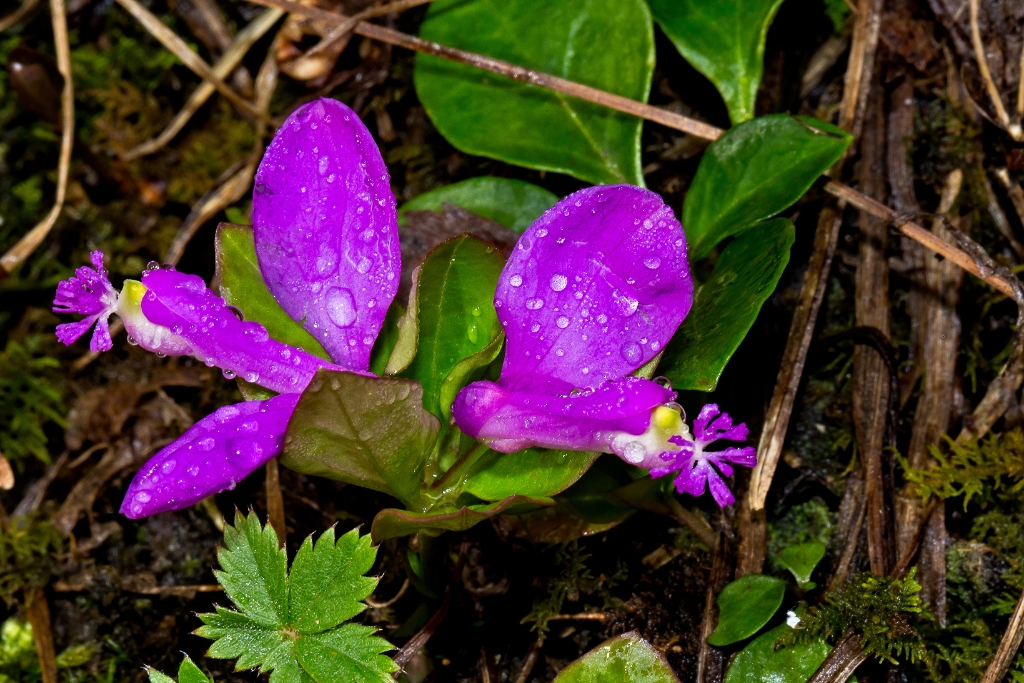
[196,512,396,683]
[660,218,794,392]
[415,0,654,185]
[684,115,851,258]
[708,574,787,646]
[724,623,831,683]
[371,495,553,542]
[463,448,599,501]
[368,302,403,377]
[215,223,331,361]
[554,632,680,683]
[281,370,441,506]
[777,542,827,588]
[399,177,559,233]
[147,657,213,683]
[648,0,784,124]
[402,235,505,418]
[438,332,504,420]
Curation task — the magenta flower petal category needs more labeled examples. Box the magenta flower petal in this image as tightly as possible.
[452,376,674,459]
[494,185,693,390]
[52,250,118,351]
[136,268,346,394]
[252,97,400,370]
[693,403,749,444]
[120,393,301,519]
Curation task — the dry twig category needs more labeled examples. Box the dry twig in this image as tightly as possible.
[0,0,74,278]
[968,0,1022,139]
[25,589,57,683]
[0,0,42,32]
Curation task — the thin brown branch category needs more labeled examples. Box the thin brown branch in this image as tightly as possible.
[0,0,73,278]
[982,587,1024,683]
[0,0,41,32]
[25,589,57,683]
[969,0,1018,137]
[302,0,435,61]
[807,631,869,683]
[113,0,273,126]
[666,495,717,548]
[365,577,410,609]
[123,7,283,161]
[838,0,883,138]
[393,593,449,672]
[697,516,731,683]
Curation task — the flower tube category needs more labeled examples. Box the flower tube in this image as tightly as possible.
[452,185,756,506]
[53,97,401,518]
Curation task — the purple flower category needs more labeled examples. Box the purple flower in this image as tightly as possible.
[649,404,757,507]
[52,98,400,518]
[451,186,756,507]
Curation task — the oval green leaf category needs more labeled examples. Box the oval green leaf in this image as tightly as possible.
[415,0,654,186]
[554,632,680,683]
[399,177,559,233]
[648,0,785,124]
[463,448,599,501]
[723,623,831,683]
[708,574,787,646]
[371,495,553,542]
[401,235,505,419]
[777,541,827,587]
[684,115,851,259]
[660,218,794,392]
[215,223,331,361]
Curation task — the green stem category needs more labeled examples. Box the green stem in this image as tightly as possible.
[430,440,491,495]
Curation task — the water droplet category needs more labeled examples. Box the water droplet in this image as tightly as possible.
[222,369,236,380]
[135,491,152,503]
[597,314,608,324]
[161,460,176,474]
[611,289,639,317]
[556,349,565,357]
[549,274,567,291]
[643,255,662,269]
[536,228,549,237]
[146,261,160,270]
[245,323,269,342]
[620,342,642,364]
[509,274,523,287]
[281,348,292,359]
[127,335,138,346]
[356,256,372,274]
[198,437,215,451]
[650,340,661,352]
[622,441,646,464]
[187,464,200,476]
[531,323,541,333]
[468,326,479,343]
[241,420,259,434]
[471,307,481,317]
[556,316,569,329]
[318,156,329,175]
[526,298,544,310]
[326,287,357,327]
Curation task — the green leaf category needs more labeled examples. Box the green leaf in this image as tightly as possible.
[368,302,403,377]
[648,0,784,124]
[660,218,794,391]
[148,669,177,683]
[281,371,441,506]
[401,235,505,418]
[215,223,332,361]
[683,115,852,258]
[178,657,214,683]
[437,332,504,420]
[371,495,553,542]
[553,632,680,683]
[463,448,598,501]
[415,0,654,185]
[384,275,419,376]
[777,542,827,588]
[724,623,831,683]
[708,574,787,646]
[196,513,397,683]
[399,177,559,233]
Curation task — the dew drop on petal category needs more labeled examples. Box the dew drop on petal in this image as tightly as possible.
[549,274,567,291]
[597,313,608,324]
[556,316,570,329]
[622,441,646,464]
[161,460,176,474]
[611,289,639,317]
[509,274,523,287]
[356,256,372,274]
[135,491,152,503]
[198,437,215,451]
[326,287,357,327]
[526,298,544,310]
[643,255,662,269]
[651,340,662,352]
[620,342,642,364]
[187,464,200,476]
[318,156,329,175]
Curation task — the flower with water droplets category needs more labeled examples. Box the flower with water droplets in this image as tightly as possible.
[649,404,757,507]
[52,98,400,519]
[452,185,756,507]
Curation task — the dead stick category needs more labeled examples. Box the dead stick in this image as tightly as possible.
[25,589,57,683]
[393,593,449,672]
[982,588,1024,683]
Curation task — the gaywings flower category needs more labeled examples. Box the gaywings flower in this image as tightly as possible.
[451,186,757,506]
[52,97,400,518]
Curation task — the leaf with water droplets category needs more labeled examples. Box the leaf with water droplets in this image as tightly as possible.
[553,632,680,683]
[401,235,505,419]
[414,0,654,185]
[215,223,331,361]
[398,176,558,233]
[660,218,794,392]
[723,622,831,683]
[684,114,851,259]
[196,512,397,683]
[462,447,598,501]
[146,656,213,683]
[281,370,441,506]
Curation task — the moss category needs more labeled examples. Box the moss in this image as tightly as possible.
[0,336,65,466]
[166,101,255,205]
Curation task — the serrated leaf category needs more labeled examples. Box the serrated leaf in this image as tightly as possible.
[684,115,851,259]
[216,510,289,628]
[398,177,558,233]
[401,235,505,419]
[724,623,831,683]
[281,371,441,506]
[648,0,784,124]
[553,632,679,683]
[289,528,378,633]
[215,223,332,361]
[197,516,394,683]
[371,495,553,542]
[660,218,794,392]
[708,574,787,646]
[463,448,598,501]
[178,656,214,683]
[776,542,827,587]
[296,625,399,683]
[148,668,177,683]
[415,0,654,186]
